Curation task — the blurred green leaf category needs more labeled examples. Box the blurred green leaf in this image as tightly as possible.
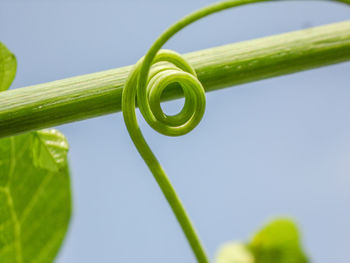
[215,218,309,263]
[0,129,72,262]
[215,242,254,263]
[32,129,69,172]
[249,218,309,263]
[0,42,16,91]
[0,46,71,262]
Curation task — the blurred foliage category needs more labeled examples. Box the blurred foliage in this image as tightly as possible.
[0,42,72,263]
[0,42,16,91]
[215,218,309,263]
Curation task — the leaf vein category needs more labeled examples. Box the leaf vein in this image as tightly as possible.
[4,188,22,263]
[19,171,54,224]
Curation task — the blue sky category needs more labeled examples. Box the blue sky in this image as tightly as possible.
[1,1,350,262]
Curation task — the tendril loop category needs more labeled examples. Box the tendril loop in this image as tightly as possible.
[134,49,205,136]
[122,49,209,262]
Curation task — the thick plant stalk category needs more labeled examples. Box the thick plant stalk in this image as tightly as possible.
[0,20,349,138]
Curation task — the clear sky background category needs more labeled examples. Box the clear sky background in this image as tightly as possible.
[1,1,350,262]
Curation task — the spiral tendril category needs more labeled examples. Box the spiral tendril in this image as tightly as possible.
[135,49,205,136]
[123,49,209,262]
[121,0,349,262]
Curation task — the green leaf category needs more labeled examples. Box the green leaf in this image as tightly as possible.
[215,242,254,263]
[0,42,17,91]
[0,129,72,263]
[32,130,69,172]
[249,218,309,263]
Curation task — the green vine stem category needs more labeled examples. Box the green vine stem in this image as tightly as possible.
[0,20,350,138]
[121,0,349,262]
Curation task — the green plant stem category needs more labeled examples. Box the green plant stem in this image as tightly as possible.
[1,20,350,138]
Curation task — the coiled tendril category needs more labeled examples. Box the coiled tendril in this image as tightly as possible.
[123,50,208,262]
[122,0,350,262]
[125,49,205,137]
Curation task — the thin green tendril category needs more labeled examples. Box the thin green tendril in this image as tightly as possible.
[122,0,349,262]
